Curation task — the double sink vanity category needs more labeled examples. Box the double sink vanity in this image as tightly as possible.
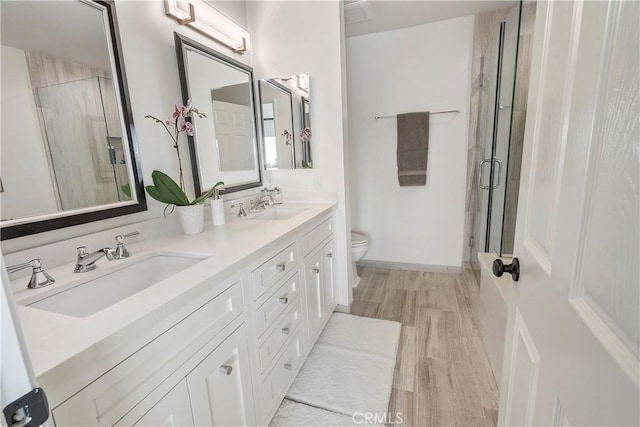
[1,1,342,425]
[11,202,338,426]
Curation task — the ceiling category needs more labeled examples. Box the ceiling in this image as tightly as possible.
[0,1,112,71]
[344,0,517,38]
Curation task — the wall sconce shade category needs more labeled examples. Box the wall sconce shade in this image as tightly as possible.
[164,0,250,54]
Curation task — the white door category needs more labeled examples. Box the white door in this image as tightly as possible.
[134,380,194,427]
[1,259,49,426]
[304,251,324,343]
[186,324,256,426]
[498,1,639,425]
[212,100,255,172]
[321,240,337,316]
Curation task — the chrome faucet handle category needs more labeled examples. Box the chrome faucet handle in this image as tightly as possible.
[76,246,89,258]
[112,231,140,260]
[7,258,55,289]
[231,202,247,217]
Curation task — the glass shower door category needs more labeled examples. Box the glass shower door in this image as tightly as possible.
[487,5,523,255]
[477,23,504,256]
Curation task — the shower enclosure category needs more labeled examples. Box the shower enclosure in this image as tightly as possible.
[469,1,533,279]
[36,76,131,211]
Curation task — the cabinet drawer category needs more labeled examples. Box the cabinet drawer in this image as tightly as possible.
[251,243,298,300]
[260,328,304,419]
[258,301,303,374]
[254,273,301,338]
[52,281,244,426]
[302,217,333,256]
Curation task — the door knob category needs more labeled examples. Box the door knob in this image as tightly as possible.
[493,258,520,281]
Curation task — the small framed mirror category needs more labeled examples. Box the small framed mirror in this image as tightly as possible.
[175,33,262,196]
[0,0,146,240]
[258,74,312,170]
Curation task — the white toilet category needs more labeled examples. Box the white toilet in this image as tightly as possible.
[351,231,369,287]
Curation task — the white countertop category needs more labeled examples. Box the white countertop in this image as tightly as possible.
[12,202,335,403]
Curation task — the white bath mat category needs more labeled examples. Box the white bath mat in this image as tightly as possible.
[317,313,401,361]
[269,399,383,427]
[285,343,396,418]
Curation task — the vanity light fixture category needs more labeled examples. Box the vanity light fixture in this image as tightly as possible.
[164,0,250,54]
[297,74,309,93]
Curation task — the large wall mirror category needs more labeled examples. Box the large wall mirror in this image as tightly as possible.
[175,33,261,195]
[0,0,146,240]
[258,74,312,170]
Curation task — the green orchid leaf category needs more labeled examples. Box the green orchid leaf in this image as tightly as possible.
[145,185,172,204]
[191,181,225,205]
[151,170,189,206]
[121,183,131,199]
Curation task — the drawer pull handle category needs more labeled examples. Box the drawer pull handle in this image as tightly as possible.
[279,296,289,304]
[282,327,291,335]
[219,365,233,375]
[326,252,333,259]
[312,267,320,274]
[284,363,293,371]
[276,263,286,272]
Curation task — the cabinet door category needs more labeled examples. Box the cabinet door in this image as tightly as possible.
[304,251,324,342]
[186,324,256,426]
[321,240,337,315]
[134,380,194,427]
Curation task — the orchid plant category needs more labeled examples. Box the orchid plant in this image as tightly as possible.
[144,101,223,208]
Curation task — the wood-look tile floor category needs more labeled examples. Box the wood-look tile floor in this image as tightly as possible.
[352,266,499,427]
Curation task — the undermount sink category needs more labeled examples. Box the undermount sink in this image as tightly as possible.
[248,206,309,221]
[26,254,207,318]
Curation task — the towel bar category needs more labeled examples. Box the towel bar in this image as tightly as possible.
[374,109,459,120]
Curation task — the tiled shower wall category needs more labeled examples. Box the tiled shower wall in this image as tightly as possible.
[463,4,536,276]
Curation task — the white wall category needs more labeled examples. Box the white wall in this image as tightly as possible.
[347,16,473,267]
[2,1,251,254]
[0,45,59,220]
[247,0,354,306]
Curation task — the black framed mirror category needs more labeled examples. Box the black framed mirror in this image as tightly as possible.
[174,33,262,196]
[0,0,146,240]
[258,74,312,169]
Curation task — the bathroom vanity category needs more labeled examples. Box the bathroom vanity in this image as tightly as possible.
[11,203,337,426]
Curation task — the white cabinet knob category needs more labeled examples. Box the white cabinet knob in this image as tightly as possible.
[326,252,333,259]
[284,363,292,371]
[276,263,286,272]
[281,327,290,335]
[219,365,233,375]
[279,296,289,304]
[312,267,320,274]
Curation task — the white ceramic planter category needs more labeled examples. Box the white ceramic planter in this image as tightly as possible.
[176,204,204,235]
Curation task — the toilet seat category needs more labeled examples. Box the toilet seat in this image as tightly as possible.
[351,232,368,247]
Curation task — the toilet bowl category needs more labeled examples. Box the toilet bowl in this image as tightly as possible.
[351,232,369,288]
[351,232,369,262]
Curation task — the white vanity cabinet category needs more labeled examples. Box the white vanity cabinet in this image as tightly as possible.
[43,209,337,427]
[186,324,256,426]
[302,217,337,344]
[133,380,193,427]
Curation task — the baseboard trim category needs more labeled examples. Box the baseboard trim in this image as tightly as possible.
[357,259,462,274]
[334,304,351,314]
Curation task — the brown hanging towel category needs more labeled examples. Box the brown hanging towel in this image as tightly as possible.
[396,112,430,186]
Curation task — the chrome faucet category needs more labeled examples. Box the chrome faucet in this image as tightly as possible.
[231,202,247,217]
[7,258,55,289]
[74,246,115,273]
[111,231,140,260]
[250,196,272,213]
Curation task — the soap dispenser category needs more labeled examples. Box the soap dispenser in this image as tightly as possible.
[210,187,225,226]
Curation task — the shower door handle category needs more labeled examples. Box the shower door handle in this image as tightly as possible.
[492,159,502,189]
[478,159,491,190]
